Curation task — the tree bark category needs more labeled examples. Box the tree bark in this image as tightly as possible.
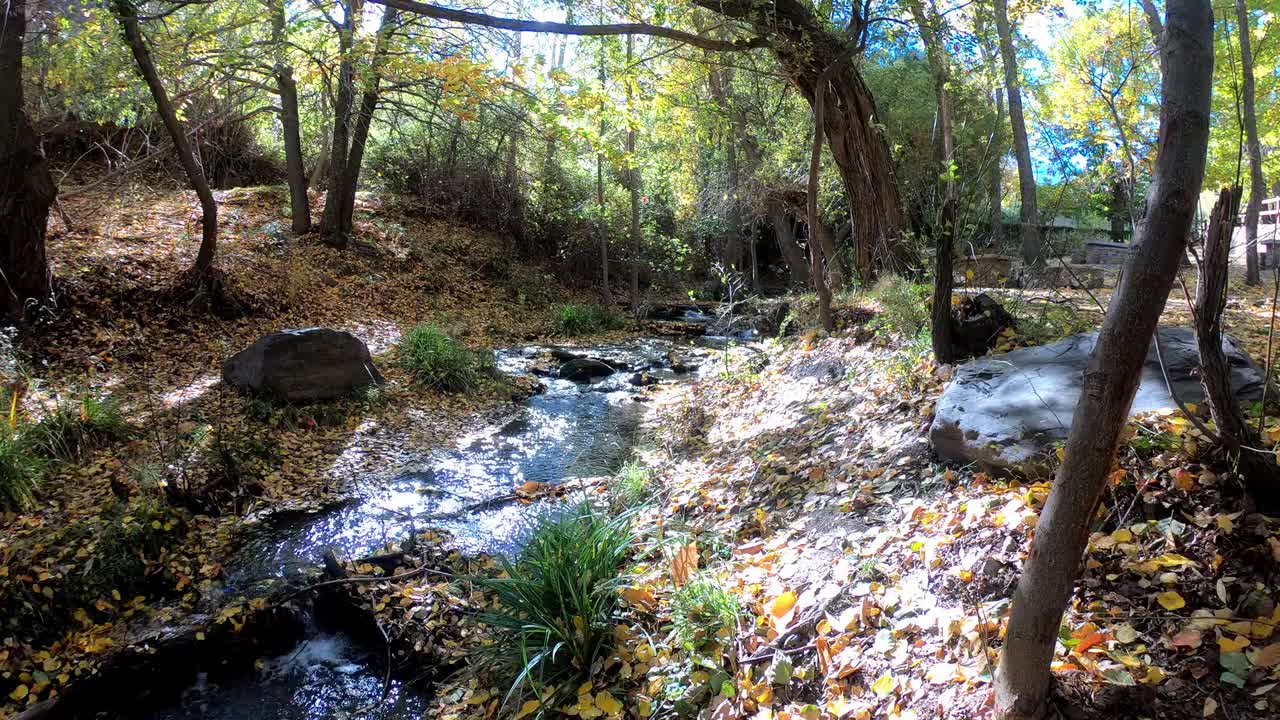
[708,68,744,275]
[994,1,1213,717]
[1236,0,1263,286]
[321,1,358,249]
[596,39,610,305]
[990,89,1005,247]
[0,0,55,322]
[908,0,958,364]
[270,0,310,234]
[114,0,218,276]
[626,34,641,312]
[1195,187,1280,510]
[993,0,1043,267]
[807,48,855,332]
[767,198,808,289]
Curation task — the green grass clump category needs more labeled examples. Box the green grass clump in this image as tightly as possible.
[551,304,624,336]
[870,275,930,340]
[612,460,652,510]
[0,431,45,510]
[398,324,490,392]
[671,577,740,651]
[30,392,131,461]
[478,504,634,711]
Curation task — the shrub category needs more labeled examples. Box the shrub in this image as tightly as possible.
[551,304,624,336]
[398,324,490,392]
[0,431,44,510]
[478,505,634,711]
[30,392,131,460]
[870,275,930,340]
[671,577,740,651]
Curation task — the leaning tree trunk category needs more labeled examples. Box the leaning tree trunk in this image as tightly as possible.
[692,0,906,282]
[994,1,1213,717]
[1236,0,1263,286]
[1195,187,1280,510]
[114,0,218,276]
[270,0,310,233]
[993,0,1042,267]
[0,1,55,322]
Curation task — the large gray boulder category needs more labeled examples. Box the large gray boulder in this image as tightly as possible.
[930,327,1265,477]
[223,328,385,402]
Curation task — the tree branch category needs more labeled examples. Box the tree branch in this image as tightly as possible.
[369,0,768,51]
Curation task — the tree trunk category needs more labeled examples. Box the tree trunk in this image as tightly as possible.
[767,199,808,288]
[626,34,641,312]
[114,0,217,275]
[994,2,1213,717]
[270,0,310,234]
[1195,187,1280,510]
[993,0,1042,267]
[596,44,610,305]
[321,1,357,249]
[1236,0,1263,287]
[807,49,852,332]
[0,1,55,322]
[908,0,958,364]
[692,0,905,281]
[990,89,1005,247]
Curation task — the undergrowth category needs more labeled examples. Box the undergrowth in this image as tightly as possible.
[30,392,132,461]
[869,275,930,340]
[0,431,44,511]
[612,461,652,510]
[670,577,739,651]
[477,504,634,714]
[551,304,625,336]
[398,324,491,392]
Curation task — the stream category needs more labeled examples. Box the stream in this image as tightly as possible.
[133,335,718,720]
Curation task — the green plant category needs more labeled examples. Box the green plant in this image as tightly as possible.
[671,577,740,650]
[30,392,131,460]
[398,324,490,392]
[869,275,930,340]
[477,504,634,712]
[870,329,934,392]
[0,430,44,510]
[612,460,652,509]
[551,304,624,336]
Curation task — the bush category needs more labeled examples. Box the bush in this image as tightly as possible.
[30,392,131,460]
[870,275,930,339]
[0,431,44,510]
[398,324,490,392]
[478,505,634,711]
[671,577,740,651]
[551,304,624,336]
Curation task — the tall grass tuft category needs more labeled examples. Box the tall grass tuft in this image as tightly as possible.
[611,460,652,510]
[398,324,490,392]
[671,577,740,651]
[30,392,131,461]
[0,431,44,510]
[477,504,634,712]
[551,304,624,336]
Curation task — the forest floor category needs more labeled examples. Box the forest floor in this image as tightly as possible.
[5,185,1280,720]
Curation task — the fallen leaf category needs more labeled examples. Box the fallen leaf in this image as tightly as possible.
[1157,591,1186,610]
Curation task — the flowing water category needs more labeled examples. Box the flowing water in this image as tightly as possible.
[135,336,716,720]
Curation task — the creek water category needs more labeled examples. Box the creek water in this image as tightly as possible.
[135,336,716,720]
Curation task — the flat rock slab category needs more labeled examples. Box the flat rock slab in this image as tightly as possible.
[930,326,1265,477]
[224,328,385,402]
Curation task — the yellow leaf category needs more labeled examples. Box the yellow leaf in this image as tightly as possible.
[1142,666,1167,684]
[515,699,541,719]
[1218,635,1250,653]
[621,587,656,611]
[770,591,797,618]
[637,699,653,718]
[1156,591,1186,610]
[870,673,897,697]
[1111,528,1133,543]
[671,543,698,588]
[596,692,622,715]
[9,684,29,701]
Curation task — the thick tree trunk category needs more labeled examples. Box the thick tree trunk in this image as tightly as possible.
[0,1,54,322]
[1195,187,1280,509]
[767,199,809,288]
[692,0,905,282]
[270,0,310,234]
[1236,0,1263,286]
[993,2,1213,717]
[114,0,218,275]
[321,4,357,249]
[993,0,1042,267]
